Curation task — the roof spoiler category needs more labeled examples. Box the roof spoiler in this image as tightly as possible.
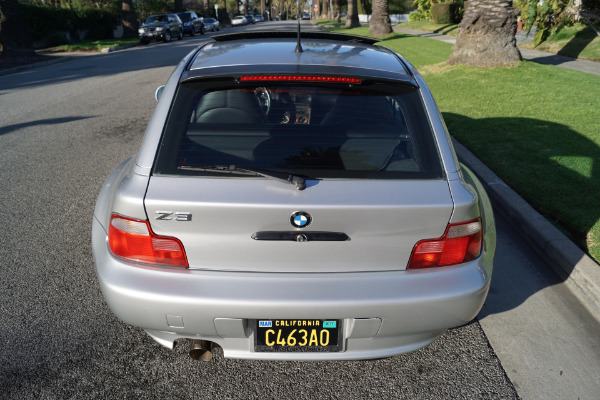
[211,31,380,45]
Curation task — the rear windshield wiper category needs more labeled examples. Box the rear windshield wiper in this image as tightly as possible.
[178,165,307,190]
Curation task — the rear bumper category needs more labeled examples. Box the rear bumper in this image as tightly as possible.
[92,216,493,360]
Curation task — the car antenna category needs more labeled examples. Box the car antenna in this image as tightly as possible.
[295,19,303,53]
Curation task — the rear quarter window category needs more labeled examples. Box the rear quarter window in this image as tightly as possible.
[153,81,444,180]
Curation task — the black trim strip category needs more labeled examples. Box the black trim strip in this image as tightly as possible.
[211,31,380,45]
[251,232,350,242]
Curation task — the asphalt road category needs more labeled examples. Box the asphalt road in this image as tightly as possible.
[0,21,596,399]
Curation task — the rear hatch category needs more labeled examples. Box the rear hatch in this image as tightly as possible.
[145,177,453,273]
[147,79,451,272]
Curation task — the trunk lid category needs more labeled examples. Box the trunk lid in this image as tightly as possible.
[144,176,453,273]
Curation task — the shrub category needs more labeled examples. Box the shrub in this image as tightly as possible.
[18,4,120,46]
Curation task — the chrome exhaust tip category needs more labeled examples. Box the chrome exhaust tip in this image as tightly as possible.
[189,339,213,361]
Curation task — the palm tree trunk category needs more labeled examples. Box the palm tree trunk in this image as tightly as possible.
[448,0,522,66]
[219,0,231,25]
[174,0,184,13]
[345,0,361,28]
[121,0,139,39]
[320,0,329,20]
[369,0,392,36]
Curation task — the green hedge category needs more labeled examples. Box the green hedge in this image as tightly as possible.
[19,4,120,45]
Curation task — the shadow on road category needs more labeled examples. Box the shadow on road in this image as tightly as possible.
[0,39,208,92]
[0,116,92,137]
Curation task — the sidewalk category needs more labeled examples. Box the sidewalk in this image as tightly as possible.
[394,26,600,76]
[393,26,600,320]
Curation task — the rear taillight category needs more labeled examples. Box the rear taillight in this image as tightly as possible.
[108,214,188,268]
[407,219,482,270]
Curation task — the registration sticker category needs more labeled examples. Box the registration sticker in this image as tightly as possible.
[255,319,342,352]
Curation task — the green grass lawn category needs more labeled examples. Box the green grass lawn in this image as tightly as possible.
[330,26,600,263]
[520,23,600,62]
[44,38,139,53]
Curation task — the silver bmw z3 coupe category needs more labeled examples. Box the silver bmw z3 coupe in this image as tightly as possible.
[92,31,496,361]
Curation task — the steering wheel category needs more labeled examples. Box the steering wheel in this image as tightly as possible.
[254,87,271,115]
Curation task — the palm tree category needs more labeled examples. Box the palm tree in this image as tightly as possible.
[448,0,521,66]
[219,0,231,25]
[320,0,329,20]
[122,0,139,39]
[369,0,392,36]
[345,0,361,28]
[174,0,184,12]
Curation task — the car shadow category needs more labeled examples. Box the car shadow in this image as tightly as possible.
[0,116,92,137]
[442,113,599,318]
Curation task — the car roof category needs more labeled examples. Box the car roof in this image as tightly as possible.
[182,32,416,85]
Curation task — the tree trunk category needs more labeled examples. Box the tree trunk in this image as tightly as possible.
[219,0,231,25]
[447,0,522,67]
[174,0,184,13]
[121,0,139,39]
[320,0,329,20]
[261,0,266,17]
[345,0,361,28]
[334,0,341,23]
[0,0,35,58]
[369,0,392,37]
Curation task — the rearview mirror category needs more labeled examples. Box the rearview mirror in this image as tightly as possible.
[155,85,165,101]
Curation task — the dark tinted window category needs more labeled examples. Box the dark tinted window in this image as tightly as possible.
[154,81,444,180]
[146,15,167,24]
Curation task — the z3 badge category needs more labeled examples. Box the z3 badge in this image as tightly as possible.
[155,211,192,221]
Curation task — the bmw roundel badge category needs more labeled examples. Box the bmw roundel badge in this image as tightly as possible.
[290,211,312,228]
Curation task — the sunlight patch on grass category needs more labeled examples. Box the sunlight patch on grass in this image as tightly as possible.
[550,156,594,179]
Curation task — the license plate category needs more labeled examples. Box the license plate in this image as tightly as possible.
[255,319,342,352]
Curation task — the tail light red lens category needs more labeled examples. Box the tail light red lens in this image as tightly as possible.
[108,214,188,268]
[407,219,483,270]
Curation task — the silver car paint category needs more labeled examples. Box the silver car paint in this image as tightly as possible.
[92,215,491,360]
[144,178,454,273]
[92,36,495,360]
[134,47,202,177]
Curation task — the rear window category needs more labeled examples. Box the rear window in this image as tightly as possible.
[153,80,444,180]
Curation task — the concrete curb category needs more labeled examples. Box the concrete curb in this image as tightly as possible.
[453,138,600,321]
[100,43,139,53]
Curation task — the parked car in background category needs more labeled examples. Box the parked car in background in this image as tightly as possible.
[253,14,265,22]
[139,14,183,43]
[93,31,496,362]
[302,13,311,20]
[231,15,247,26]
[203,17,220,31]
[244,15,255,24]
[177,11,204,36]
